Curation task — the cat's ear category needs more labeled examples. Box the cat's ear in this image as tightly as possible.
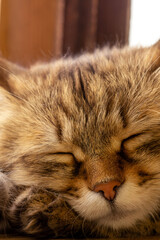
[0,58,26,95]
[147,40,160,73]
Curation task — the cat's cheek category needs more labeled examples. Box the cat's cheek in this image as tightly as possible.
[117,180,160,217]
[105,181,160,230]
[68,188,110,220]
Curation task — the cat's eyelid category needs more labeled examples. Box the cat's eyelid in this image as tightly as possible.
[48,152,73,155]
[47,152,84,163]
[122,132,144,143]
[48,152,80,161]
[121,132,144,150]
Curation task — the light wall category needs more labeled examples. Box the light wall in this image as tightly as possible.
[130,0,160,47]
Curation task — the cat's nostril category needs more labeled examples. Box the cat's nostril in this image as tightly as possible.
[113,185,118,191]
[94,180,121,201]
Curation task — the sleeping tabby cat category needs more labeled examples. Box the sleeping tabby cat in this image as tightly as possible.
[0,41,160,238]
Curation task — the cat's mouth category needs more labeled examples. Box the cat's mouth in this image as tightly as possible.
[88,200,143,230]
[70,191,136,223]
[102,205,136,220]
[96,207,138,229]
[91,201,136,221]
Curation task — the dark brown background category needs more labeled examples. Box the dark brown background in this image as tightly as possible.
[0,235,160,240]
[0,0,131,66]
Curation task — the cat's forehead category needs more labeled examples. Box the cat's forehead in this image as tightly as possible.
[60,102,159,157]
[9,45,160,156]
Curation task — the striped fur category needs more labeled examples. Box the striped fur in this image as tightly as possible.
[0,41,160,237]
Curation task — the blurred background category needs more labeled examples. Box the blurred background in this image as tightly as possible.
[0,0,159,67]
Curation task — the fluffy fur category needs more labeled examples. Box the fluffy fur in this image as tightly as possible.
[0,41,160,237]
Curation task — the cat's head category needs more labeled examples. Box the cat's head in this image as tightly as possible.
[0,41,160,232]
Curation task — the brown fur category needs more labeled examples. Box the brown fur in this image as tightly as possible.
[0,41,160,237]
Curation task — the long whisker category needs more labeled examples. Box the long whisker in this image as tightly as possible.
[0,64,20,83]
[140,55,160,82]
[70,213,82,239]
[58,196,83,238]
[81,217,89,239]
[132,54,160,98]
[0,65,38,112]
[63,204,76,222]
[7,91,38,115]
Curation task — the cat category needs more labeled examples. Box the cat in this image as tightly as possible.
[0,40,160,238]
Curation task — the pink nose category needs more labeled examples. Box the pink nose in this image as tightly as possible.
[94,180,121,201]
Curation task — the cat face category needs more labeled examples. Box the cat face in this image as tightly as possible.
[0,41,160,231]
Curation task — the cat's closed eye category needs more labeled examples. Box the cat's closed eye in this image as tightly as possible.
[118,133,144,163]
[47,152,80,163]
[121,132,146,151]
[121,132,144,147]
[46,152,82,174]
